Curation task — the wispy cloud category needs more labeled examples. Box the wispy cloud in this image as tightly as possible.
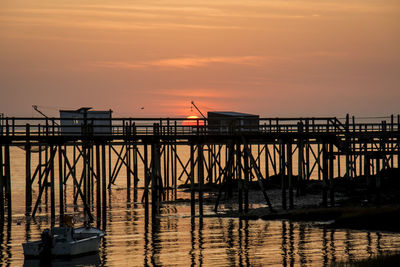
[93,56,263,69]
[155,88,232,99]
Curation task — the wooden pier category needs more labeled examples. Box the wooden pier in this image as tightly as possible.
[1,115,399,226]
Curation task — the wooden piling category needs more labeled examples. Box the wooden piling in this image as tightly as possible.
[317,143,321,181]
[170,142,174,199]
[5,146,11,219]
[133,142,138,202]
[337,152,341,179]
[151,123,161,215]
[83,145,88,207]
[4,123,11,219]
[96,144,101,226]
[143,144,149,214]
[101,144,107,228]
[305,121,310,181]
[297,122,304,196]
[174,121,178,199]
[126,143,131,202]
[243,144,249,213]
[227,143,234,198]
[345,114,350,179]
[208,145,213,184]
[280,140,286,210]
[390,115,394,167]
[90,146,94,207]
[63,145,67,210]
[190,143,195,216]
[0,143,4,218]
[364,155,370,200]
[73,144,77,206]
[86,147,93,207]
[25,124,32,215]
[58,145,64,222]
[198,143,204,216]
[165,143,169,199]
[376,157,381,205]
[273,142,277,176]
[287,142,293,209]
[398,115,400,169]
[50,145,55,226]
[265,144,270,179]
[322,142,328,207]
[108,145,112,190]
[329,143,335,207]
[237,142,243,214]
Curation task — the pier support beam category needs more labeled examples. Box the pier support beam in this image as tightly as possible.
[101,144,107,229]
[0,143,4,219]
[25,124,32,215]
[198,143,204,216]
[243,145,249,213]
[5,125,11,220]
[95,144,101,227]
[287,142,293,209]
[58,145,64,223]
[322,142,328,208]
[190,143,195,216]
[297,122,304,196]
[237,142,243,214]
[329,143,335,207]
[280,140,287,210]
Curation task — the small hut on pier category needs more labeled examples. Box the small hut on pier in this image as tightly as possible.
[59,107,112,135]
[207,111,259,133]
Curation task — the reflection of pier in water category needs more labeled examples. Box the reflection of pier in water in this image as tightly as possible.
[136,211,395,266]
[0,115,400,227]
[1,201,398,265]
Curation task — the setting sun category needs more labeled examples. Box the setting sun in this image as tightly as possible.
[181,115,205,126]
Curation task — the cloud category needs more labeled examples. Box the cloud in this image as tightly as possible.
[154,88,233,99]
[93,56,263,70]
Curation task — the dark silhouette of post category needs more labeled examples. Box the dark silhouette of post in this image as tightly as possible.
[237,142,243,214]
[287,142,293,209]
[50,145,55,226]
[101,144,107,229]
[190,143,195,217]
[25,124,32,215]
[322,142,328,207]
[5,122,11,220]
[58,145,64,223]
[329,143,335,207]
[96,144,101,227]
[198,143,204,216]
[280,140,286,210]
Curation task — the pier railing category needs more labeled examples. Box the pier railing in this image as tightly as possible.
[0,115,399,138]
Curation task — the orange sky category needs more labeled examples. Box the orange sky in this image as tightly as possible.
[1,0,399,118]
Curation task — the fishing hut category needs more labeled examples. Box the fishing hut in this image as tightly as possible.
[207,111,259,133]
[60,107,112,135]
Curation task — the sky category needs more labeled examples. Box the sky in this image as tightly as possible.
[1,0,399,118]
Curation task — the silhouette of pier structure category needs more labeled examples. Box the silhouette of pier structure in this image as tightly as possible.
[1,114,399,226]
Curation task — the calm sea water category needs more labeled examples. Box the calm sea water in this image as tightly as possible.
[1,147,400,266]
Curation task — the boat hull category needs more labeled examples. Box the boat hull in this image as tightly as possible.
[22,227,104,258]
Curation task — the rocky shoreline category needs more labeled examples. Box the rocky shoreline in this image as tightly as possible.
[189,167,400,233]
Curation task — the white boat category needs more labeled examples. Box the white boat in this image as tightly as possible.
[22,226,105,258]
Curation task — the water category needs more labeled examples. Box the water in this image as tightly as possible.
[1,147,400,266]
[2,202,400,266]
